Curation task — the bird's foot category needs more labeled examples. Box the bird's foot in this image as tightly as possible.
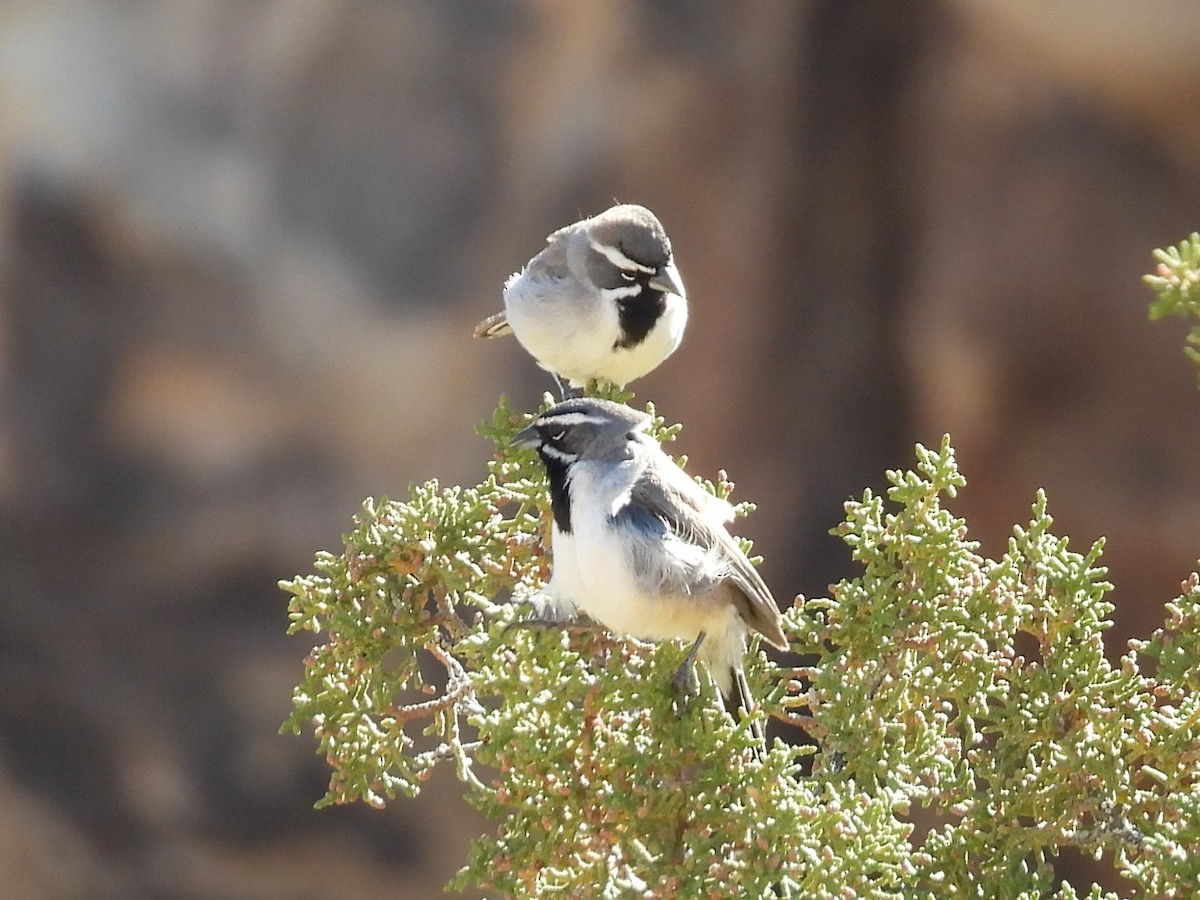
[671,631,707,709]
[671,659,701,706]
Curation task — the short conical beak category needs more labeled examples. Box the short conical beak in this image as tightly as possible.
[648,259,685,298]
[512,424,542,449]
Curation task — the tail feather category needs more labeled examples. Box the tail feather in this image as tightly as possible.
[473,311,512,338]
[728,665,766,748]
[699,626,768,752]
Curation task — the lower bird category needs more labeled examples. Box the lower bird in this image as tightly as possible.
[474,204,687,391]
[512,397,787,741]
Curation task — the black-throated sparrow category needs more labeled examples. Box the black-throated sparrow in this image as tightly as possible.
[512,397,787,740]
[475,205,687,389]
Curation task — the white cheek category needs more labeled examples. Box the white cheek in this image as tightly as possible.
[599,285,643,303]
[540,444,573,463]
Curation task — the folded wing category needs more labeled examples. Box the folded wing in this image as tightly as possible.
[614,465,788,650]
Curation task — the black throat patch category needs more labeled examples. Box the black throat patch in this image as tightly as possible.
[614,287,667,350]
[541,452,573,533]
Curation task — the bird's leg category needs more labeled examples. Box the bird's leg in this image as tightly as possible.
[550,371,578,400]
[671,631,706,705]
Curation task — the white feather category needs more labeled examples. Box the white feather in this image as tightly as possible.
[543,445,746,695]
[504,265,686,387]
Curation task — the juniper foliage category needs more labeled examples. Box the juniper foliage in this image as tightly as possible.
[1145,231,1200,381]
[280,236,1200,896]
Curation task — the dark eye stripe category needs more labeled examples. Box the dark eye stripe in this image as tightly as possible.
[588,237,655,274]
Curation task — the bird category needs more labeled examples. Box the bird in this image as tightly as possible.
[474,204,687,391]
[511,397,788,741]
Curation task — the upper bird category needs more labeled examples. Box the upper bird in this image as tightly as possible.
[474,204,687,389]
[512,397,787,739]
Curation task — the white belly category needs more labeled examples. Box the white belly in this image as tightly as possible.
[504,271,686,386]
[547,460,731,645]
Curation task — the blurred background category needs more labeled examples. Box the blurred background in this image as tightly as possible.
[1,2,1199,897]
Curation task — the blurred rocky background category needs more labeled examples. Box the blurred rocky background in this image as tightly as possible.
[1,2,1198,897]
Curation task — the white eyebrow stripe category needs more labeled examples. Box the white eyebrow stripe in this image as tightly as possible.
[541,412,608,428]
[589,238,655,274]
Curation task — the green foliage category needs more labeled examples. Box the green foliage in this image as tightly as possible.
[283,401,1200,897]
[1145,231,1200,379]
[807,436,1199,895]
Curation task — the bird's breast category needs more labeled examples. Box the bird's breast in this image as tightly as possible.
[502,269,625,384]
[548,462,733,645]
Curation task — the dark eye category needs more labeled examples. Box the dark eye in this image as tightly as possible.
[619,270,637,282]
[550,429,567,441]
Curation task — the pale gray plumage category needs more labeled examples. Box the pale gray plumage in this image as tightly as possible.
[512,398,787,740]
[475,205,687,389]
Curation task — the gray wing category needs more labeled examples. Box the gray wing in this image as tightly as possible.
[616,466,788,650]
[476,233,574,338]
